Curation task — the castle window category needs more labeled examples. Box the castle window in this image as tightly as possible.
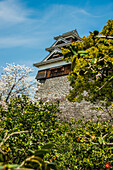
[36,70,47,80]
[56,40,66,45]
[66,36,77,42]
[49,66,64,77]
[49,53,62,59]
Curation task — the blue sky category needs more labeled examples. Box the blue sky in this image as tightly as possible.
[0,0,113,79]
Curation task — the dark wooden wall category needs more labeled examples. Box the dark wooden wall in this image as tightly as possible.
[36,64,71,80]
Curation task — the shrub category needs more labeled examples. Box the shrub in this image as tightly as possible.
[0,96,113,169]
[0,95,60,165]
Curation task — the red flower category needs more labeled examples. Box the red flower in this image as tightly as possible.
[105,162,111,169]
[96,72,102,80]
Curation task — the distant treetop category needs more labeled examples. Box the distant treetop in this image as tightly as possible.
[101,19,113,36]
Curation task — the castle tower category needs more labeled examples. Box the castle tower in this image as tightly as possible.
[33,29,82,82]
[33,30,110,121]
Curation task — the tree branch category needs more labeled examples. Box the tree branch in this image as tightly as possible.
[0,149,6,155]
[17,156,34,169]
[96,76,113,92]
[5,75,27,102]
[0,130,29,148]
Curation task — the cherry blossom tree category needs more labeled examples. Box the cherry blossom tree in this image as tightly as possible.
[0,63,38,102]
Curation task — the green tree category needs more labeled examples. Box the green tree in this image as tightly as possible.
[62,19,113,120]
[101,19,113,36]
[0,96,113,169]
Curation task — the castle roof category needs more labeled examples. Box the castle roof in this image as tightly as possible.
[33,57,64,67]
[54,29,82,40]
[33,29,82,70]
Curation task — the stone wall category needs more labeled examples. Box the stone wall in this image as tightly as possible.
[35,75,110,121]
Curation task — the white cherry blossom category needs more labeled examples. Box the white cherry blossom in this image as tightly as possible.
[0,63,39,102]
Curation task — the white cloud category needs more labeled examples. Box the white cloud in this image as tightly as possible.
[0,0,33,24]
[0,36,37,48]
[0,1,112,49]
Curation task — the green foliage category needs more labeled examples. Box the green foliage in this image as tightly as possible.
[0,95,60,168]
[101,19,113,36]
[18,143,57,170]
[0,95,113,169]
[54,118,113,169]
[0,164,19,170]
[62,19,113,118]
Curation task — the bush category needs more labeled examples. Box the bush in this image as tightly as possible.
[0,96,113,169]
[52,119,113,169]
[0,95,60,165]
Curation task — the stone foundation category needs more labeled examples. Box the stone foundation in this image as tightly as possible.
[35,75,110,121]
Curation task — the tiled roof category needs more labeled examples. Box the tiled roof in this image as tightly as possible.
[33,57,64,67]
[54,29,82,40]
[33,29,82,68]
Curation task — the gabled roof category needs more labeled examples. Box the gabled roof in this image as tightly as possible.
[42,48,62,62]
[33,29,82,69]
[46,30,82,52]
[45,38,71,52]
[54,29,82,40]
[45,42,72,52]
[33,57,64,67]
